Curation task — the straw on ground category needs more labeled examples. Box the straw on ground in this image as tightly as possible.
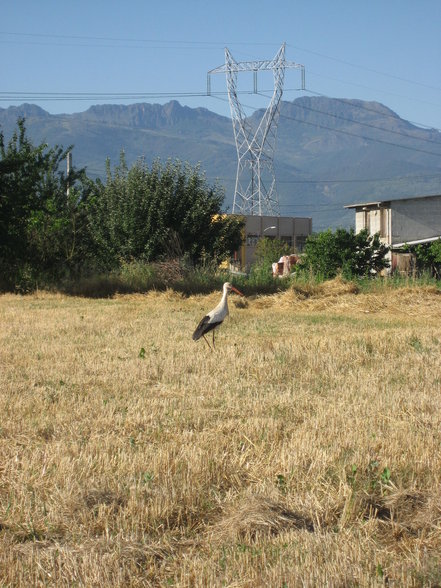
[1,281,440,586]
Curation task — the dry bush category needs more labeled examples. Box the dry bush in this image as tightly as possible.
[1,284,441,586]
[151,259,186,286]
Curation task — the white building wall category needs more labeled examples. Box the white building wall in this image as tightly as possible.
[355,211,365,233]
[370,209,381,234]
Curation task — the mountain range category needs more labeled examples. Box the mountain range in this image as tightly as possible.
[1,97,440,230]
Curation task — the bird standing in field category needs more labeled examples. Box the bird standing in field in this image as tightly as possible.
[192,282,244,350]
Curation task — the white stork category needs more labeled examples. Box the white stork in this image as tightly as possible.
[192,282,243,350]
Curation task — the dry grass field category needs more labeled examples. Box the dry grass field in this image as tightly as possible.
[1,279,441,587]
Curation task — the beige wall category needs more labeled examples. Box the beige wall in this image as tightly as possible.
[355,207,389,243]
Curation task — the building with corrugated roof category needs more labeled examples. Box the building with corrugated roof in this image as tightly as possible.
[344,194,441,272]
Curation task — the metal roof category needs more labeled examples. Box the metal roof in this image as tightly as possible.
[392,235,441,248]
[344,201,384,209]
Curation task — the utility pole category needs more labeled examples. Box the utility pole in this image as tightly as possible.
[208,43,305,216]
[66,151,72,197]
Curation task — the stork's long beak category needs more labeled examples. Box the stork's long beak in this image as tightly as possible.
[230,285,244,296]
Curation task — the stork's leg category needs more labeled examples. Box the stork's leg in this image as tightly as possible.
[202,334,213,351]
[212,330,216,350]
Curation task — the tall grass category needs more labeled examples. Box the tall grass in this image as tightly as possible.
[60,260,289,298]
[4,256,440,298]
[354,271,441,293]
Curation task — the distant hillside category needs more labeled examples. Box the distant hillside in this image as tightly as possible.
[1,97,440,230]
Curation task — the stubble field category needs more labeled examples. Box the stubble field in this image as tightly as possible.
[1,280,441,587]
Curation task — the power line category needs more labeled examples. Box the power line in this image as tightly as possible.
[303,89,441,132]
[275,92,441,146]
[3,30,439,94]
[4,89,438,160]
[0,31,281,49]
[85,163,441,186]
[2,87,439,143]
[211,91,441,158]
[2,29,440,120]
[303,71,441,114]
[286,42,441,92]
[3,84,440,165]
[254,93,441,158]
[61,89,441,166]
[208,174,441,185]
[0,91,213,101]
[287,115,441,158]
[280,205,345,211]
[0,89,283,102]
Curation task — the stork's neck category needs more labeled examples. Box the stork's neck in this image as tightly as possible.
[219,286,230,311]
[221,287,229,306]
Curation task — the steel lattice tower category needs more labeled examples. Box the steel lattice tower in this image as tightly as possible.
[208,43,304,216]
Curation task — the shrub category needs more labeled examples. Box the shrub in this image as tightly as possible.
[297,228,389,280]
[249,237,291,281]
[408,239,441,278]
[0,118,92,290]
[87,155,244,269]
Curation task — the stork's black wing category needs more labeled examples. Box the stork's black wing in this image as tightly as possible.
[192,316,223,341]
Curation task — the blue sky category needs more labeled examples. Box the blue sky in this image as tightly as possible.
[2,0,441,129]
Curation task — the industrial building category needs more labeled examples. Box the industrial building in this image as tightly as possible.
[232,214,312,271]
[345,194,441,272]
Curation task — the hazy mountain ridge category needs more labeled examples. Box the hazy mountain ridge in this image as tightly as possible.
[1,97,440,229]
[75,101,229,136]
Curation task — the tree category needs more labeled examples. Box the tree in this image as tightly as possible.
[251,236,290,276]
[87,156,244,268]
[409,239,441,278]
[0,118,92,289]
[298,228,389,279]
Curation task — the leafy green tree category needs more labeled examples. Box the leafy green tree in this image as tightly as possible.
[26,182,94,278]
[88,156,244,268]
[251,236,290,274]
[0,118,92,289]
[0,119,44,283]
[246,236,291,284]
[410,239,441,278]
[298,228,389,279]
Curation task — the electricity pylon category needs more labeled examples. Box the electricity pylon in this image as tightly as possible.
[208,43,304,216]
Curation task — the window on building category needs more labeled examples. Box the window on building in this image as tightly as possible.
[246,233,259,247]
[295,236,307,252]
